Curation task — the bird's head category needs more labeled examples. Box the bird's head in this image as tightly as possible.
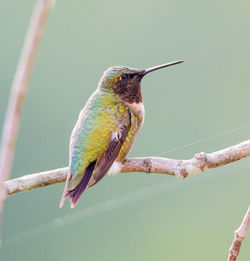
[98,61,184,104]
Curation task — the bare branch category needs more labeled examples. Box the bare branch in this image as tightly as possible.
[5,140,250,195]
[0,0,55,240]
[7,167,67,195]
[227,206,250,261]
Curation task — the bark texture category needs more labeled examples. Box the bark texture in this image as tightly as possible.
[227,206,250,261]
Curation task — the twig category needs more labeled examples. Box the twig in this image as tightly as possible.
[0,0,55,241]
[5,140,250,195]
[227,206,250,261]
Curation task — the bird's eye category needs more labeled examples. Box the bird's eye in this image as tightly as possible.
[121,73,128,79]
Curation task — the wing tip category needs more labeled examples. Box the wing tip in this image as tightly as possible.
[59,160,97,208]
[59,190,78,208]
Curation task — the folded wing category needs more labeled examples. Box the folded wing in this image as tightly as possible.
[60,97,131,208]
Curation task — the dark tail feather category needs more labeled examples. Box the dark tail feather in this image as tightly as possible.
[60,160,97,208]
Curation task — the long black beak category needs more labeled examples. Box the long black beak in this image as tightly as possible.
[143,60,184,76]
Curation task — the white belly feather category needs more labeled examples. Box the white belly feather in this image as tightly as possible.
[108,161,123,175]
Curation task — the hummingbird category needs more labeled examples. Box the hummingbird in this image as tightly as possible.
[60,60,184,208]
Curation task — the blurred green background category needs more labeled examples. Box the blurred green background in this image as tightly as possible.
[1,0,250,260]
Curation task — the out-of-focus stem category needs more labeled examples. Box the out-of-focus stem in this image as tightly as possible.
[0,0,55,243]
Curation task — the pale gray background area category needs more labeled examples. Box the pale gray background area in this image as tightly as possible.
[1,0,250,260]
